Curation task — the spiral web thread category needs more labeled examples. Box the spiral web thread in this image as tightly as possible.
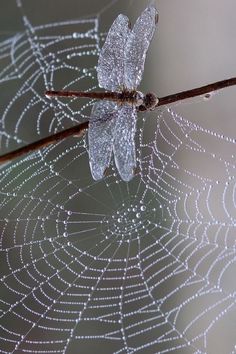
[0,1,236,353]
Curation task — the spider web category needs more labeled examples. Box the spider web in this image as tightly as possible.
[0,1,236,353]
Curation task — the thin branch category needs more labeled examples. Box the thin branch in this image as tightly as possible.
[1,77,236,165]
[0,122,88,164]
[155,77,236,107]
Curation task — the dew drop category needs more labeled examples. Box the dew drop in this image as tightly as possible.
[203,92,212,101]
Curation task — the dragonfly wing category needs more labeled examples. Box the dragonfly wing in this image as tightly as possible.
[113,104,137,182]
[97,14,131,91]
[88,100,117,180]
[124,6,158,89]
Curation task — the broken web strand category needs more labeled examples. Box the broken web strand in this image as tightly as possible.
[8,0,99,141]
[1,1,236,354]
[0,4,101,230]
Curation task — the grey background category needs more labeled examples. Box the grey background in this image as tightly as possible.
[0,1,236,353]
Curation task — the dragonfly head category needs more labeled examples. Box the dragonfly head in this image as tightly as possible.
[143,92,159,110]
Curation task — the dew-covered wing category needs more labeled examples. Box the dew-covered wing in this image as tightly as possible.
[124,6,158,89]
[113,104,137,182]
[97,14,131,91]
[88,101,117,180]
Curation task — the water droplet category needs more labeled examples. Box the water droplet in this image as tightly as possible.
[203,92,212,101]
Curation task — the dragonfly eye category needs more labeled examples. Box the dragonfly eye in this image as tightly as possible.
[143,92,159,110]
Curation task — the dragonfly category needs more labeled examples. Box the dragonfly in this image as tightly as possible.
[46,6,159,181]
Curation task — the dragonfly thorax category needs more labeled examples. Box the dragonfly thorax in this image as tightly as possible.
[134,90,145,106]
[119,89,144,106]
[119,90,158,110]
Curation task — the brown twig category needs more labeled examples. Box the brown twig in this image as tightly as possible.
[1,77,236,165]
[0,122,88,164]
[155,77,236,107]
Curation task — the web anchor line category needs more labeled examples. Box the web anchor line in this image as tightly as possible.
[0,77,236,164]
